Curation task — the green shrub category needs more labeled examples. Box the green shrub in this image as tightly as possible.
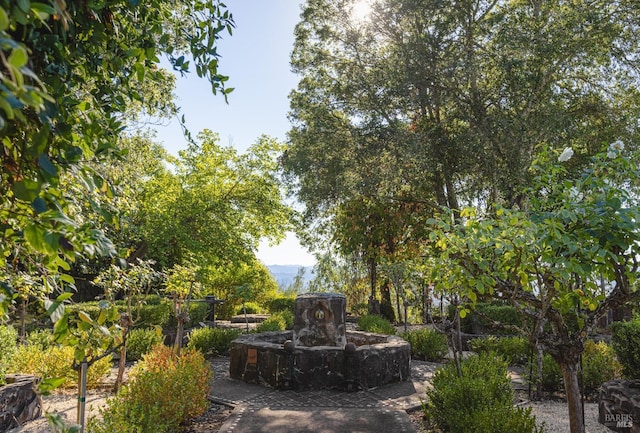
[0,325,18,384]
[451,302,524,334]
[267,297,295,314]
[468,336,530,365]
[611,318,640,380]
[527,353,563,394]
[26,328,54,350]
[255,316,285,332]
[582,340,621,396]
[235,302,261,315]
[90,345,211,433]
[188,302,211,324]
[8,344,111,389]
[402,328,448,362]
[126,328,164,361]
[255,311,294,333]
[165,302,210,329]
[133,303,172,328]
[66,301,172,329]
[426,353,545,433]
[350,302,369,316]
[187,327,241,357]
[357,314,396,335]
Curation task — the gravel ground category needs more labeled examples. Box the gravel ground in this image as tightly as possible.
[9,386,614,433]
[7,356,615,433]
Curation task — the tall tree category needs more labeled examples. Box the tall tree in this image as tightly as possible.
[284,0,640,315]
[135,132,293,269]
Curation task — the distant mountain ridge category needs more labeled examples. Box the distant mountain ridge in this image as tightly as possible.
[267,265,314,288]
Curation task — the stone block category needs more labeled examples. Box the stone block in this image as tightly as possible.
[0,374,42,431]
[599,379,640,432]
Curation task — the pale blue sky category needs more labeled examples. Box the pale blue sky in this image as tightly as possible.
[153,0,316,266]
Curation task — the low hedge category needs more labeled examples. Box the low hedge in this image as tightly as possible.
[187,327,242,357]
[357,314,396,335]
[401,328,448,362]
[468,336,530,365]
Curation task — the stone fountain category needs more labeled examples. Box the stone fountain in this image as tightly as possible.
[229,292,411,391]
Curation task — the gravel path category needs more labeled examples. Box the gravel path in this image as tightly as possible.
[7,363,615,433]
[526,400,611,433]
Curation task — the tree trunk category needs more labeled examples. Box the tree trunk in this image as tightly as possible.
[19,297,27,344]
[395,286,402,324]
[536,346,544,400]
[559,359,585,433]
[114,338,127,393]
[369,256,377,302]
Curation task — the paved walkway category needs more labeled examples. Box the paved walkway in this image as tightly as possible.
[208,357,438,433]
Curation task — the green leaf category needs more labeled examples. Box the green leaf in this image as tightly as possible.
[59,273,75,284]
[30,2,55,16]
[56,292,74,302]
[38,153,57,176]
[13,179,41,201]
[8,46,28,68]
[24,224,45,251]
[0,7,9,30]
[31,197,47,213]
[39,377,67,395]
[78,310,93,324]
[44,299,64,323]
[53,314,69,342]
[16,0,30,13]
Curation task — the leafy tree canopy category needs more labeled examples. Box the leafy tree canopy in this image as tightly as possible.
[1,0,235,313]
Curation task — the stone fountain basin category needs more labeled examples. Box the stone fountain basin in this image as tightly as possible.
[229,330,411,391]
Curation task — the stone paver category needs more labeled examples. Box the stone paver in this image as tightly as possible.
[208,357,438,432]
[217,407,416,433]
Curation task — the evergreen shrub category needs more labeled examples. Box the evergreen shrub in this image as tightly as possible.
[235,302,261,315]
[582,340,621,396]
[357,314,396,335]
[527,353,563,394]
[426,353,545,433]
[611,318,640,380]
[267,297,295,314]
[402,328,448,361]
[26,329,54,349]
[468,335,530,365]
[0,325,18,384]
[255,311,294,333]
[187,327,241,356]
[126,328,164,361]
[166,302,210,329]
[8,344,111,389]
[90,345,211,433]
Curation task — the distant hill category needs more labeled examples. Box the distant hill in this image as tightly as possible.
[267,265,314,289]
